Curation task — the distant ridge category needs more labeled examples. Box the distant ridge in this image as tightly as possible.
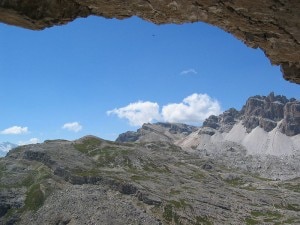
[0,142,17,157]
[116,122,197,143]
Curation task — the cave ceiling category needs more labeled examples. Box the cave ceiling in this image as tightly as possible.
[0,0,299,84]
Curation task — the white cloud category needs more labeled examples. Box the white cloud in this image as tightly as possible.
[162,93,221,124]
[180,69,197,75]
[107,94,222,126]
[1,126,28,135]
[19,138,40,146]
[107,101,161,126]
[62,122,82,132]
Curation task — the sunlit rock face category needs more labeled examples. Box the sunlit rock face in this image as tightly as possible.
[0,0,299,84]
[203,92,300,136]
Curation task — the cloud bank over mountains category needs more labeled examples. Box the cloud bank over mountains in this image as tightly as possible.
[107,93,222,126]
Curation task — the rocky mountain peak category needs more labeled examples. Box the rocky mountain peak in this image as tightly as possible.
[203,92,299,136]
[279,100,300,136]
[241,92,288,121]
[203,108,241,132]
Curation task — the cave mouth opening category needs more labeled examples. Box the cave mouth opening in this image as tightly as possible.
[0,15,299,142]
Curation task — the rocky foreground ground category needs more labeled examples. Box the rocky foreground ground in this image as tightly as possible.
[1,135,300,225]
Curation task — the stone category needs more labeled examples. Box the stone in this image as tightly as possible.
[258,118,277,132]
[279,101,300,136]
[200,93,299,135]
[136,191,162,206]
[0,0,299,84]
[202,115,220,130]
[202,163,213,170]
[116,131,140,143]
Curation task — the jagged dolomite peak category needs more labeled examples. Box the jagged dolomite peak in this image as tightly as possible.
[180,93,300,156]
[0,0,299,84]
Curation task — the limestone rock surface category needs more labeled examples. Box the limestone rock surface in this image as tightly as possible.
[116,122,197,143]
[0,0,299,84]
[203,92,300,136]
[280,101,300,136]
[179,93,300,161]
[1,135,300,224]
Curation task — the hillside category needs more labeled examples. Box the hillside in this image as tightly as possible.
[1,136,300,224]
[0,93,299,224]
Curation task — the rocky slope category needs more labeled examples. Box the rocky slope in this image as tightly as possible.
[202,92,300,136]
[0,142,17,157]
[179,93,300,180]
[0,0,299,84]
[1,136,300,225]
[180,93,300,156]
[0,93,299,224]
[116,122,197,144]
[119,93,300,179]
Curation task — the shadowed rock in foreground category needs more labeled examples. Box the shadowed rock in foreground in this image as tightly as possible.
[0,0,300,84]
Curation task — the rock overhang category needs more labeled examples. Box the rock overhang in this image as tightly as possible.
[0,0,299,84]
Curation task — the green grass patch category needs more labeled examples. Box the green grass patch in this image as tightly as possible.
[282,217,300,224]
[225,178,245,186]
[162,204,182,224]
[286,204,300,211]
[252,174,273,182]
[170,189,181,195]
[192,171,205,180]
[21,174,35,187]
[250,211,265,217]
[163,204,173,222]
[36,166,52,181]
[74,168,100,177]
[195,216,213,225]
[169,199,190,209]
[73,138,103,154]
[131,175,149,181]
[142,162,170,173]
[281,183,300,193]
[250,210,283,223]
[245,217,260,225]
[74,138,134,167]
[275,203,300,212]
[24,183,45,211]
[0,163,6,178]
[96,148,133,167]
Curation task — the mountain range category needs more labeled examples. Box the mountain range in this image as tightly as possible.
[118,92,300,157]
[0,93,299,225]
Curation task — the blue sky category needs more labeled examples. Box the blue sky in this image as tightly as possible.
[0,16,299,144]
